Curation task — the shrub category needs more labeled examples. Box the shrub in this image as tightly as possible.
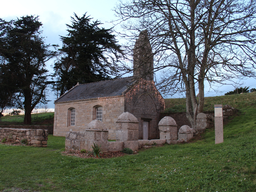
[250,88,256,92]
[1,138,7,143]
[80,149,86,153]
[225,86,250,95]
[21,138,28,145]
[10,110,21,116]
[122,148,133,154]
[92,143,101,157]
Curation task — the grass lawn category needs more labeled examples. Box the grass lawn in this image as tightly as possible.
[0,95,256,191]
[0,112,54,125]
[165,91,256,112]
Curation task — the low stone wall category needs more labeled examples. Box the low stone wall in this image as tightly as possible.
[0,128,48,147]
[0,125,53,134]
[223,105,238,119]
[65,131,166,153]
[66,112,223,153]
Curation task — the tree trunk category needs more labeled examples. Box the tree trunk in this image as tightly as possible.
[24,91,32,125]
[185,0,198,129]
[185,78,198,129]
[198,78,205,113]
[24,109,32,124]
[186,90,195,128]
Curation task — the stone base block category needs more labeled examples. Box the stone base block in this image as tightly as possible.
[65,139,71,150]
[166,139,177,144]
[138,139,166,148]
[178,133,193,142]
[116,130,127,141]
[108,141,124,152]
[124,141,138,151]
[31,140,41,145]
[160,132,170,140]
[84,141,108,153]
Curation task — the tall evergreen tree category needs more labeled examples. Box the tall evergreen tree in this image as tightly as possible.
[54,13,123,96]
[0,63,15,116]
[0,19,15,116]
[0,16,55,124]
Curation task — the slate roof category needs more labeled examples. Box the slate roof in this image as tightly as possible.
[55,76,136,103]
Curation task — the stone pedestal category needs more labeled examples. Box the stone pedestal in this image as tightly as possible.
[116,112,139,141]
[116,112,139,151]
[84,129,108,152]
[65,119,109,152]
[84,119,109,152]
[158,116,177,144]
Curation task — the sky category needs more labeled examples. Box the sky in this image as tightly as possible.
[1,0,119,45]
[1,0,256,108]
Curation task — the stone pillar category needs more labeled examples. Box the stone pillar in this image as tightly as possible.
[178,125,193,142]
[116,112,139,151]
[214,104,223,144]
[158,116,177,144]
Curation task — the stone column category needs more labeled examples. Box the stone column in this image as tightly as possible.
[158,116,177,144]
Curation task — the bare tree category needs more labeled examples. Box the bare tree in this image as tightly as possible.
[115,0,256,128]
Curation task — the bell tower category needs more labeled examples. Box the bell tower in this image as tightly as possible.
[133,30,153,80]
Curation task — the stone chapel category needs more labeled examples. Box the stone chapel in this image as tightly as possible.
[53,30,165,140]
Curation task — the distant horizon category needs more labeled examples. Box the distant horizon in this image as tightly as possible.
[2,108,55,115]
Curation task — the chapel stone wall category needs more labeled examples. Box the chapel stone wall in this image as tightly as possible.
[54,96,125,139]
[124,79,165,139]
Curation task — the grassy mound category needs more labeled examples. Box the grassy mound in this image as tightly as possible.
[165,91,256,112]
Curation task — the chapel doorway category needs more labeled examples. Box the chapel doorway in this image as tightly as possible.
[143,120,149,140]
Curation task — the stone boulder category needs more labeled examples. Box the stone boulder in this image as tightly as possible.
[195,113,213,132]
[178,125,193,142]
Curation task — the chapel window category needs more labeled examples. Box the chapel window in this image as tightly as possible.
[93,106,103,121]
[68,108,76,126]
